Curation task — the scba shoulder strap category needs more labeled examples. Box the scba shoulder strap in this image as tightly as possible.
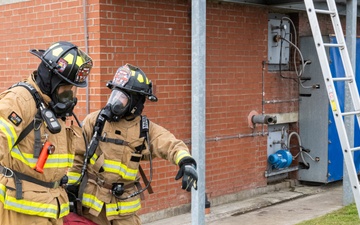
[139,115,154,194]
[10,82,43,157]
[11,82,62,156]
[139,115,149,151]
[11,82,42,108]
[97,115,149,152]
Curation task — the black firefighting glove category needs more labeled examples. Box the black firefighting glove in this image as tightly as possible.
[175,157,198,191]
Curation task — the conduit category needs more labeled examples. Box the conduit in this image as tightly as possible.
[82,0,90,115]
[182,131,268,145]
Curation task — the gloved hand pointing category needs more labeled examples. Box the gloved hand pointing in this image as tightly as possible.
[175,157,198,191]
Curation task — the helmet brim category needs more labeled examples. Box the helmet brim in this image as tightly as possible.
[29,49,46,59]
[148,95,158,102]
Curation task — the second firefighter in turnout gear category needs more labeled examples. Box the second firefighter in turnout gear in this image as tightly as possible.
[0,41,93,225]
[67,64,198,225]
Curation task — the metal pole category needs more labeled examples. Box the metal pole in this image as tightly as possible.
[343,0,357,206]
[82,0,90,115]
[191,0,206,224]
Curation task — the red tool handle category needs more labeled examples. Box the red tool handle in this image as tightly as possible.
[34,141,55,173]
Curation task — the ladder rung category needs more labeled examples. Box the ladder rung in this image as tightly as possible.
[350,146,360,152]
[323,43,345,48]
[314,9,336,15]
[332,77,353,82]
[341,111,360,116]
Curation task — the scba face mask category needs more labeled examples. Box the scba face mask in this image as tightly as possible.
[50,85,78,118]
[102,89,130,122]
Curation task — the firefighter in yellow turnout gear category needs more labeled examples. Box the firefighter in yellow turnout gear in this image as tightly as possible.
[67,64,198,225]
[0,41,93,225]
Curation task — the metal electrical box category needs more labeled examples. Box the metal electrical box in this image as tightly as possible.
[298,36,360,183]
[268,14,290,69]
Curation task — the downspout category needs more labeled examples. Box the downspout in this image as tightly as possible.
[83,0,90,115]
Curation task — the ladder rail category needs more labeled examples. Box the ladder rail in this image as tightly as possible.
[327,1,360,119]
[304,0,360,217]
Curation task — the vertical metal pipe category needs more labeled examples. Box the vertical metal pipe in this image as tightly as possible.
[343,0,357,206]
[191,0,206,224]
[83,0,90,115]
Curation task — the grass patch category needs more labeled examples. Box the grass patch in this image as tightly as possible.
[296,203,360,225]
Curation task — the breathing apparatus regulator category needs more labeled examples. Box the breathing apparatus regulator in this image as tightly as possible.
[49,85,78,118]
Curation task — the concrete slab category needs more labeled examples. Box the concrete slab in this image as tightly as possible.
[142,181,344,225]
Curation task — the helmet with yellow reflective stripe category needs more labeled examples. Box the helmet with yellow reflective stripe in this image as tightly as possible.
[107,63,158,102]
[30,41,93,88]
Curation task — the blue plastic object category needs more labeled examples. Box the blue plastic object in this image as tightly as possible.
[268,150,293,169]
[328,36,360,182]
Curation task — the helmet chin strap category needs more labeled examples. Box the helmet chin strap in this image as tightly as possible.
[130,99,145,116]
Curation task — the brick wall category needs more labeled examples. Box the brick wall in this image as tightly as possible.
[0,0,303,216]
[0,0,91,116]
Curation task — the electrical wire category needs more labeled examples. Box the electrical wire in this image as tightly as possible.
[288,131,319,167]
[279,17,316,89]
[282,17,298,75]
[280,38,313,89]
[288,132,308,167]
[275,18,295,81]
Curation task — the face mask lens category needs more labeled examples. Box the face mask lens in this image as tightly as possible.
[56,85,76,103]
[108,89,129,107]
[107,89,130,116]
